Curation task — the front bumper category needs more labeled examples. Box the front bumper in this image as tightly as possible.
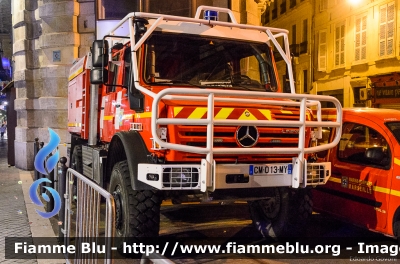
[138,159,331,191]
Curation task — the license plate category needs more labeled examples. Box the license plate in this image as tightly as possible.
[249,164,292,176]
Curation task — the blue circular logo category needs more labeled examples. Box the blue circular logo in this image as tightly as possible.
[29,178,61,218]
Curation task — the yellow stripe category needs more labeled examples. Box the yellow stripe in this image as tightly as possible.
[328,177,341,183]
[188,107,208,119]
[395,158,400,166]
[122,114,134,120]
[390,189,400,197]
[259,109,272,120]
[135,112,152,118]
[103,116,113,121]
[174,107,183,117]
[373,185,391,194]
[215,108,234,119]
[281,110,293,114]
[321,114,337,120]
[68,65,84,81]
[329,176,400,198]
[68,123,81,127]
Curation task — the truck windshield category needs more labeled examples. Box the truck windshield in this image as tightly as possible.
[386,122,400,144]
[143,32,278,92]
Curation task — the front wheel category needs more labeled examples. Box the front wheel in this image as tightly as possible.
[109,160,161,246]
[248,187,312,238]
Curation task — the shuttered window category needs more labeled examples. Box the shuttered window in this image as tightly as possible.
[379,2,395,57]
[335,22,345,67]
[355,14,367,61]
[318,30,327,71]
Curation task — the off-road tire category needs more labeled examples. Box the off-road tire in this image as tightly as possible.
[248,187,312,238]
[109,160,161,250]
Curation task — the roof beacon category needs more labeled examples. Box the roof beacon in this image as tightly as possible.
[204,10,218,21]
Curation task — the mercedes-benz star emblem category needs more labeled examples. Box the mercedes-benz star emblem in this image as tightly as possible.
[236,126,259,147]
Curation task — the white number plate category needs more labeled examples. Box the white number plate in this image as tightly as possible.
[249,164,292,176]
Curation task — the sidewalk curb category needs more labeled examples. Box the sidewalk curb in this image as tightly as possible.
[20,170,66,264]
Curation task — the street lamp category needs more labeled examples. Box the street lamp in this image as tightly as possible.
[348,0,362,5]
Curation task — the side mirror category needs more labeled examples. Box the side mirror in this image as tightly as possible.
[90,40,109,84]
[92,40,109,67]
[90,68,108,84]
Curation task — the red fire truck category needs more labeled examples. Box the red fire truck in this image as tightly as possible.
[67,6,342,241]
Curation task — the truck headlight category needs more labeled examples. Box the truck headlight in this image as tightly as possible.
[162,167,199,188]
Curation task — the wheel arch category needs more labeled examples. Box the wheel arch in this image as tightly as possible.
[105,131,153,190]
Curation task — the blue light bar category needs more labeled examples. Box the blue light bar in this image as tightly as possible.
[204,10,218,21]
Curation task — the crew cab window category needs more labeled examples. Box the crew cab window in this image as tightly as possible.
[338,122,390,168]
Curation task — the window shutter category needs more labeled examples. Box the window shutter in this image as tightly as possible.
[361,16,367,60]
[387,2,394,55]
[355,17,361,61]
[340,24,345,65]
[379,5,387,56]
[318,30,327,71]
[335,26,340,66]
[335,23,345,67]
[355,14,367,61]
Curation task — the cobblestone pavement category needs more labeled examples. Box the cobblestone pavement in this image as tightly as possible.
[0,139,37,263]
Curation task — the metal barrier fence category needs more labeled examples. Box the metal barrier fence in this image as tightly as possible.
[62,167,115,264]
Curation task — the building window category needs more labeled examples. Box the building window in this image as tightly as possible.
[320,0,328,11]
[290,0,296,8]
[97,0,140,19]
[335,22,345,67]
[300,19,308,54]
[290,24,298,56]
[302,19,308,42]
[272,0,278,19]
[379,2,395,57]
[280,0,287,14]
[355,14,367,61]
[303,70,308,93]
[262,7,271,24]
[318,30,327,71]
[292,24,297,44]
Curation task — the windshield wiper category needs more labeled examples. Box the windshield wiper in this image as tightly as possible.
[150,80,203,88]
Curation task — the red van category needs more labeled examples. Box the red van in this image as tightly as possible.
[312,108,400,240]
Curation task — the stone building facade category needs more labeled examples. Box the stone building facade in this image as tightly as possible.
[9,0,264,170]
[12,0,95,169]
